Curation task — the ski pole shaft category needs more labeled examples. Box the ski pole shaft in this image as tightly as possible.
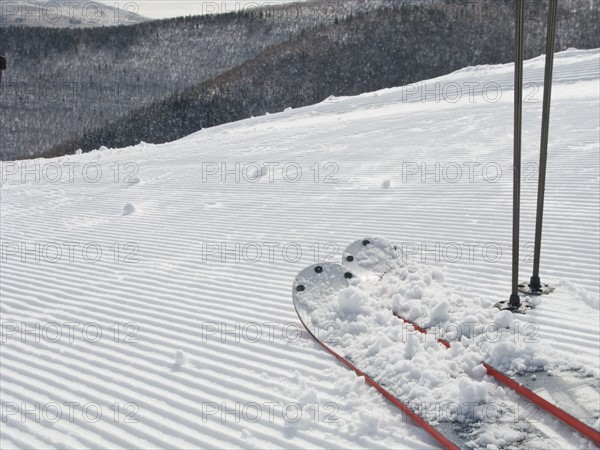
[0,56,6,86]
[531,0,558,288]
[510,0,525,307]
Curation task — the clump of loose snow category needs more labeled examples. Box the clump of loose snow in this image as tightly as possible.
[122,203,136,216]
[381,179,391,189]
[429,301,450,325]
[403,334,422,359]
[98,145,108,152]
[174,349,187,366]
[75,149,83,155]
[260,165,270,178]
[336,287,368,319]
[493,310,514,329]
[458,315,481,339]
[352,410,382,437]
[474,426,526,450]
[406,284,424,300]
[525,293,544,307]
[431,269,445,282]
[245,165,268,181]
[457,376,487,407]
[405,304,424,321]
[487,341,550,372]
[471,364,487,380]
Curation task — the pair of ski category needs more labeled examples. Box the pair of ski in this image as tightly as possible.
[292,237,600,449]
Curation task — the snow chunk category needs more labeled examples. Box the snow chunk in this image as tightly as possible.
[471,364,487,380]
[403,334,422,360]
[246,167,259,180]
[422,273,432,286]
[406,285,423,300]
[122,203,136,216]
[174,350,187,366]
[475,426,523,449]
[336,287,367,319]
[429,301,450,324]
[431,269,445,282]
[381,179,391,189]
[458,315,480,339]
[457,376,487,405]
[488,342,549,372]
[406,304,423,321]
[353,410,382,437]
[493,310,513,329]
[260,165,271,178]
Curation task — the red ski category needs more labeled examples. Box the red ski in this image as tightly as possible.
[293,262,555,449]
[342,237,600,447]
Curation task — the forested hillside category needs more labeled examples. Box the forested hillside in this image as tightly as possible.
[47,0,600,157]
[0,0,396,160]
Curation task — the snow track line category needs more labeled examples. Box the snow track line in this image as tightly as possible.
[2,347,360,450]
[2,297,314,380]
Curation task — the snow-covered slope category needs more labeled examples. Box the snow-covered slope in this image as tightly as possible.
[1,48,598,449]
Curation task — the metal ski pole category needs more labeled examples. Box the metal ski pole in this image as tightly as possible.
[519,0,558,296]
[497,0,528,313]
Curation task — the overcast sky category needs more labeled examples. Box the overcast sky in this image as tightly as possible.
[97,1,309,20]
